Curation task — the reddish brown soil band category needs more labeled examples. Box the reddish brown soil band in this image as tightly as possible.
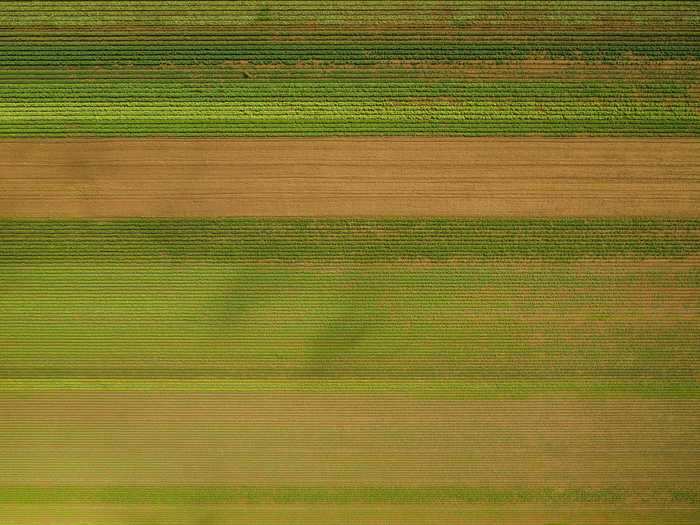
[1,138,698,218]
[1,394,698,486]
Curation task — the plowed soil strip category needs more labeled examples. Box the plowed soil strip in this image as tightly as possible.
[1,138,698,218]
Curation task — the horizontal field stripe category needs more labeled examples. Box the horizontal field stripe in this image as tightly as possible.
[1,1,697,137]
[2,139,698,217]
[1,219,698,260]
[2,380,699,398]
[0,486,696,505]
[2,254,697,397]
[0,395,698,488]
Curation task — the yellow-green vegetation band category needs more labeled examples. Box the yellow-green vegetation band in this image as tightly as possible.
[0,486,696,505]
[2,219,697,398]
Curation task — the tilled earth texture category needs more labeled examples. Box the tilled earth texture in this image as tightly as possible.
[0,2,698,524]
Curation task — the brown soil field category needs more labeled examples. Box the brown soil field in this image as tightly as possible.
[1,138,698,218]
[2,504,699,525]
[1,394,697,487]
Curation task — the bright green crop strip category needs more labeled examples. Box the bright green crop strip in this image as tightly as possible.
[0,79,690,100]
[0,76,695,136]
[3,0,697,27]
[1,0,696,136]
[3,123,695,137]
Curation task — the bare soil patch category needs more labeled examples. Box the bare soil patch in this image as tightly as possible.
[1,138,698,218]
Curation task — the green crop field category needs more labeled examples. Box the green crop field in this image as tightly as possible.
[1,219,699,399]
[1,218,699,524]
[1,1,699,524]
[0,0,697,135]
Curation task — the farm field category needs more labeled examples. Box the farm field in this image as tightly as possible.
[0,1,698,136]
[1,1,699,524]
[1,218,699,523]
[0,396,698,524]
[1,138,699,217]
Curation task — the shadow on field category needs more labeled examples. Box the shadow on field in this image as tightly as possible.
[209,267,276,327]
[204,266,388,379]
[306,272,385,378]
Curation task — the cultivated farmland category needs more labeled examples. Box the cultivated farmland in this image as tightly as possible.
[1,138,699,217]
[0,1,698,525]
[0,1,698,136]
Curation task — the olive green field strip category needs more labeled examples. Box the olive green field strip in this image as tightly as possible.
[0,0,698,136]
[0,395,698,523]
[1,218,698,397]
[0,397,699,524]
[1,503,700,525]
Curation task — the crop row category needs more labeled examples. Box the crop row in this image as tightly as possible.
[1,44,697,66]
[0,126,695,138]
[4,0,697,27]
[4,33,695,42]
[0,128,695,138]
[0,80,690,97]
[0,104,694,135]
[4,110,692,117]
[2,486,697,505]
[1,65,696,82]
[2,219,697,262]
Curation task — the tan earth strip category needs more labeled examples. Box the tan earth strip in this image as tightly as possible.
[2,504,699,525]
[0,138,698,218]
[0,394,698,487]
